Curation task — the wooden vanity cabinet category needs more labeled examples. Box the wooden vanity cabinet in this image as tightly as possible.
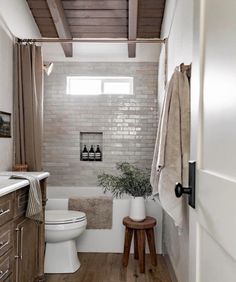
[14,217,38,282]
[0,178,47,282]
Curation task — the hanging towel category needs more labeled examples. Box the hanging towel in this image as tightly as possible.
[68,196,113,229]
[10,175,43,223]
[150,69,190,228]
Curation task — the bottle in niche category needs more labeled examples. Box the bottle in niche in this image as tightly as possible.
[95,145,102,161]
[88,145,95,161]
[81,145,89,161]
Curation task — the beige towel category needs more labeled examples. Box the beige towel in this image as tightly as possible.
[10,175,43,223]
[69,196,113,229]
[150,70,190,228]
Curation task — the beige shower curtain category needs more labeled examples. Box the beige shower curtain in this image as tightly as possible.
[14,43,43,171]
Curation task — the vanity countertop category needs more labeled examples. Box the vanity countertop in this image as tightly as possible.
[0,171,49,197]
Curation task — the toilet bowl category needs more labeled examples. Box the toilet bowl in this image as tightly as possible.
[44,210,87,273]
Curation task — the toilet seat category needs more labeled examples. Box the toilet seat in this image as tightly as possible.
[46,210,86,225]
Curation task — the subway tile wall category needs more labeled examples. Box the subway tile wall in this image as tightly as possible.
[43,62,158,186]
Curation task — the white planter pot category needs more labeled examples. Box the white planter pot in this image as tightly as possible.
[129,197,146,221]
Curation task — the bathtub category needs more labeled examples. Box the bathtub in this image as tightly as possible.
[46,186,163,254]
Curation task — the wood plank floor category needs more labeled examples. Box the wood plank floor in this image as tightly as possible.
[45,253,172,282]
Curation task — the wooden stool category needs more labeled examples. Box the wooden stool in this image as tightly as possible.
[122,216,157,273]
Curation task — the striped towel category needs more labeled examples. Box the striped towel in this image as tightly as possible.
[10,175,43,223]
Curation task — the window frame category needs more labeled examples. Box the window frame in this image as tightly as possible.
[66,76,133,96]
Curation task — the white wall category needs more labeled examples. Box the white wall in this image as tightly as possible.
[0,0,40,38]
[160,0,193,282]
[0,17,14,171]
[43,42,161,62]
[163,0,193,78]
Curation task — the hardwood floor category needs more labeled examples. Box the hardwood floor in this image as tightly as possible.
[45,253,172,282]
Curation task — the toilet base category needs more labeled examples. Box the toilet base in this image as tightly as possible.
[44,240,80,273]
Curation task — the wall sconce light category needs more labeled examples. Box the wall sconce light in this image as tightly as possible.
[43,62,54,76]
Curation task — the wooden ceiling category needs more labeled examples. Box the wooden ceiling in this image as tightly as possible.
[26,0,166,57]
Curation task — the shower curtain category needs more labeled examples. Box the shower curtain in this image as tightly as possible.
[14,43,43,171]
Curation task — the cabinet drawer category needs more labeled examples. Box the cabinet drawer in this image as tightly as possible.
[15,187,29,217]
[0,251,13,282]
[0,224,12,258]
[0,195,14,227]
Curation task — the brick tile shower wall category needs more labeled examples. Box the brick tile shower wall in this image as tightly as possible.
[43,62,158,186]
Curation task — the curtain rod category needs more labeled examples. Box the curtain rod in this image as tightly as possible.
[17,37,166,44]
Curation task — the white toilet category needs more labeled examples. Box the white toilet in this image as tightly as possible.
[44,210,87,273]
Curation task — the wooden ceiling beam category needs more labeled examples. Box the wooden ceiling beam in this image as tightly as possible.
[46,0,73,57]
[128,0,138,58]
[62,1,128,10]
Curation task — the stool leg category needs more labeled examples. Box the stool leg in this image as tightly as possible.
[137,229,145,273]
[134,230,139,260]
[122,227,133,267]
[146,228,157,266]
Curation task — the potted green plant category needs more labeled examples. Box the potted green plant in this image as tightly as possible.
[97,162,152,221]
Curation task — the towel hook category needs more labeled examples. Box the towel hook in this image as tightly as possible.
[179,63,192,79]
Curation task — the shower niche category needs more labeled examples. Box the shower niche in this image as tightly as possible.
[80,132,103,162]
